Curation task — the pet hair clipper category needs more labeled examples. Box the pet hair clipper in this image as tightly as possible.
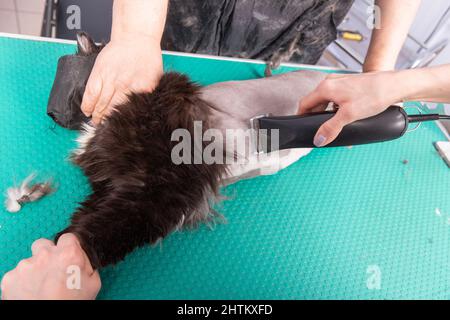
[250,106,450,153]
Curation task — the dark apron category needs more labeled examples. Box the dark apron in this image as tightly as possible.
[162,0,354,65]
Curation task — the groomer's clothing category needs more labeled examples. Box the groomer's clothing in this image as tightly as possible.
[162,0,354,65]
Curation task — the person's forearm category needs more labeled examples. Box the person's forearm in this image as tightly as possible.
[111,0,168,42]
[363,0,421,72]
[396,64,450,103]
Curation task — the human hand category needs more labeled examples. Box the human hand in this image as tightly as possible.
[1,233,101,300]
[81,33,163,125]
[297,71,402,147]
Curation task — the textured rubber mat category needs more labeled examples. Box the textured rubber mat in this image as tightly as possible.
[1,36,450,300]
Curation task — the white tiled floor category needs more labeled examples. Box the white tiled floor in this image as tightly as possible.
[0,0,45,36]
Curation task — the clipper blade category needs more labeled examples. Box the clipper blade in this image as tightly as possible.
[249,114,271,154]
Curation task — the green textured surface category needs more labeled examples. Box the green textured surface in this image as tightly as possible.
[1,36,450,300]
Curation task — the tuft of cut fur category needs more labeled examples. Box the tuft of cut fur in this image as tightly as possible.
[5,173,53,213]
[56,72,227,269]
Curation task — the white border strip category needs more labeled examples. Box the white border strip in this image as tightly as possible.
[161,50,346,72]
[0,32,345,72]
[0,32,77,45]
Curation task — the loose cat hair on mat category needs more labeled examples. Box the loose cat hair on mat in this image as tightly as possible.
[5,173,53,213]
[55,33,227,269]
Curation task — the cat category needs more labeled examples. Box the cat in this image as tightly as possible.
[55,33,326,269]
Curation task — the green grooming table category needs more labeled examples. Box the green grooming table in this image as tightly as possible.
[1,34,450,300]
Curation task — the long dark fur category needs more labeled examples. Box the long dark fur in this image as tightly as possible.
[55,34,226,269]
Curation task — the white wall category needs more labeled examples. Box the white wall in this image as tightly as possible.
[410,0,450,66]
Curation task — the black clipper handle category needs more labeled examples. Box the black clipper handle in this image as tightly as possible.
[258,106,409,150]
